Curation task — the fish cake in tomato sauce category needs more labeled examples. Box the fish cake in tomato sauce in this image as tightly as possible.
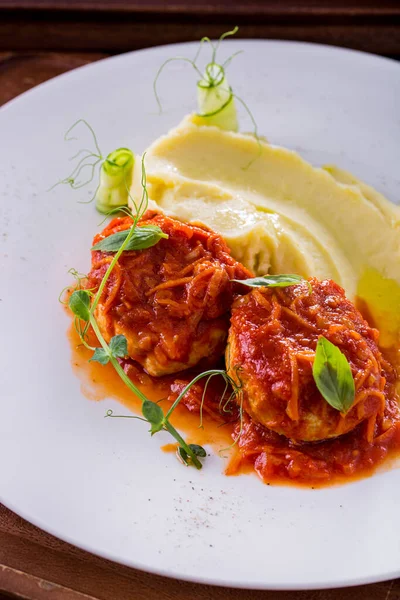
[87,212,251,376]
[227,278,398,442]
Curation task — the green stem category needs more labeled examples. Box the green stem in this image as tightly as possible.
[90,315,203,468]
[89,315,148,403]
[164,421,202,470]
[165,369,226,419]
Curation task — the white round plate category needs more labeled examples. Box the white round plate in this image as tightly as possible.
[1,40,400,590]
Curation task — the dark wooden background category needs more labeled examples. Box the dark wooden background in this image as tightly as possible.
[2,0,400,55]
[1,0,400,105]
[1,1,400,598]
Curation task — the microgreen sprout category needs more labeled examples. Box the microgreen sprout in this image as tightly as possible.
[50,119,135,213]
[154,26,261,161]
[154,26,240,116]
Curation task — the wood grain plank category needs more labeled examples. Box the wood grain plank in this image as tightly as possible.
[1,0,400,17]
[0,52,107,105]
[0,565,98,600]
[2,0,400,55]
[1,19,400,54]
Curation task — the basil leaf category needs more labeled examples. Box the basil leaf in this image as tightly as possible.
[91,225,168,253]
[68,289,91,321]
[312,336,355,413]
[109,334,128,358]
[232,274,309,290]
[189,444,206,458]
[89,348,109,365]
[142,399,164,435]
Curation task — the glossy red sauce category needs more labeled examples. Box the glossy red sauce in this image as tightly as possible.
[66,215,400,488]
[68,321,400,488]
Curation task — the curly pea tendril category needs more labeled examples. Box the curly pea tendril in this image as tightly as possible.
[154,26,262,167]
[48,119,137,214]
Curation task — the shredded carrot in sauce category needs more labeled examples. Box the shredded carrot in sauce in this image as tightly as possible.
[70,217,400,488]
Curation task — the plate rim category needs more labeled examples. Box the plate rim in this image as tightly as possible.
[3,491,400,591]
[1,38,400,117]
[1,38,400,591]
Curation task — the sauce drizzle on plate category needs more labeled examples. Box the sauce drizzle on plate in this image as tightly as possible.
[68,322,400,488]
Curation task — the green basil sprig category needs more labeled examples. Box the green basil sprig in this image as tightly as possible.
[312,336,355,413]
[92,225,168,253]
[232,273,310,290]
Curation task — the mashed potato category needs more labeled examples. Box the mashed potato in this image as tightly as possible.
[130,116,400,346]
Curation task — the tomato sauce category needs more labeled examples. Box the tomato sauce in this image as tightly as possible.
[68,321,400,488]
[68,324,234,451]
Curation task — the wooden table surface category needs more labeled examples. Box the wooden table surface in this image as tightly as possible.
[1,3,400,598]
[1,0,400,55]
